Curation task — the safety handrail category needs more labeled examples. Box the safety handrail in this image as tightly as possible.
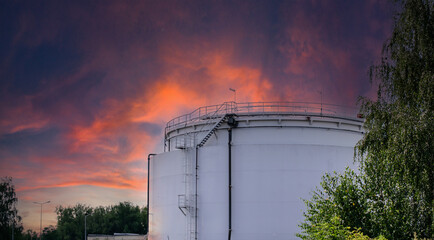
[165,101,360,133]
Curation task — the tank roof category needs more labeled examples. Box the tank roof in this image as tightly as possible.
[166,101,362,133]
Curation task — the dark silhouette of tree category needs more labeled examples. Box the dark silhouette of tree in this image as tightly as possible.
[0,177,23,240]
[42,225,57,240]
[23,229,38,240]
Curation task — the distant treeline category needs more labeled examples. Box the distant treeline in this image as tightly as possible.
[45,202,148,240]
[1,178,147,240]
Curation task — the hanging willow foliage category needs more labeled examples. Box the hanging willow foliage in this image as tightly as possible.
[357,0,433,238]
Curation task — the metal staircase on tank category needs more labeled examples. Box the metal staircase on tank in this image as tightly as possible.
[186,115,228,240]
[177,115,228,240]
[177,147,196,240]
[197,115,227,148]
[182,148,196,240]
[177,103,234,240]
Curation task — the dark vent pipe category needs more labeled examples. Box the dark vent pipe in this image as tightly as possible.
[227,115,237,240]
[228,127,233,240]
[147,153,156,235]
[195,147,198,240]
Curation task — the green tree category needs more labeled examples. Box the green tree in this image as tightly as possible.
[299,0,433,239]
[298,169,369,237]
[299,215,351,240]
[55,202,148,239]
[0,177,23,240]
[298,169,387,239]
[357,0,433,238]
[56,203,91,240]
[22,229,38,240]
[108,202,144,234]
[140,206,148,234]
[87,206,108,234]
[42,225,58,240]
[299,212,383,240]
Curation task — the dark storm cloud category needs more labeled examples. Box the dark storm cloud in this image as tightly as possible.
[0,127,62,157]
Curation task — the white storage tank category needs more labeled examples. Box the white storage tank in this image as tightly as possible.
[148,102,364,240]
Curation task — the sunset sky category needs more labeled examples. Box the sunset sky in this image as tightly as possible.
[0,0,394,232]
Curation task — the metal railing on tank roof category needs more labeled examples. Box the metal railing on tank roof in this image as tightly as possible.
[165,101,361,133]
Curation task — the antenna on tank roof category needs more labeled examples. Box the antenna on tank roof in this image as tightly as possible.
[318,88,323,116]
[229,88,236,103]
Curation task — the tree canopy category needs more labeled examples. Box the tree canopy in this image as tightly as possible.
[297,169,387,240]
[55,202,147,240]
[357,0,433,237]
[299,0,433,239]
[0,177,23,240]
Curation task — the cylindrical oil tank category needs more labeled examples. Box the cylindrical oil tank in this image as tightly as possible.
[149,102,364,240]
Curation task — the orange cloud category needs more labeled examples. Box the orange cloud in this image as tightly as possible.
[0,96,50,135]
[13,161,147,193]
[18,180,137,192]
[65,42,277,167]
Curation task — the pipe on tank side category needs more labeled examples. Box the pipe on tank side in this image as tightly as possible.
[228,127,232,240]
[194,114,237,240]
[227,115,237,240]
[147,153,156,235]
[195,147,198,240]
